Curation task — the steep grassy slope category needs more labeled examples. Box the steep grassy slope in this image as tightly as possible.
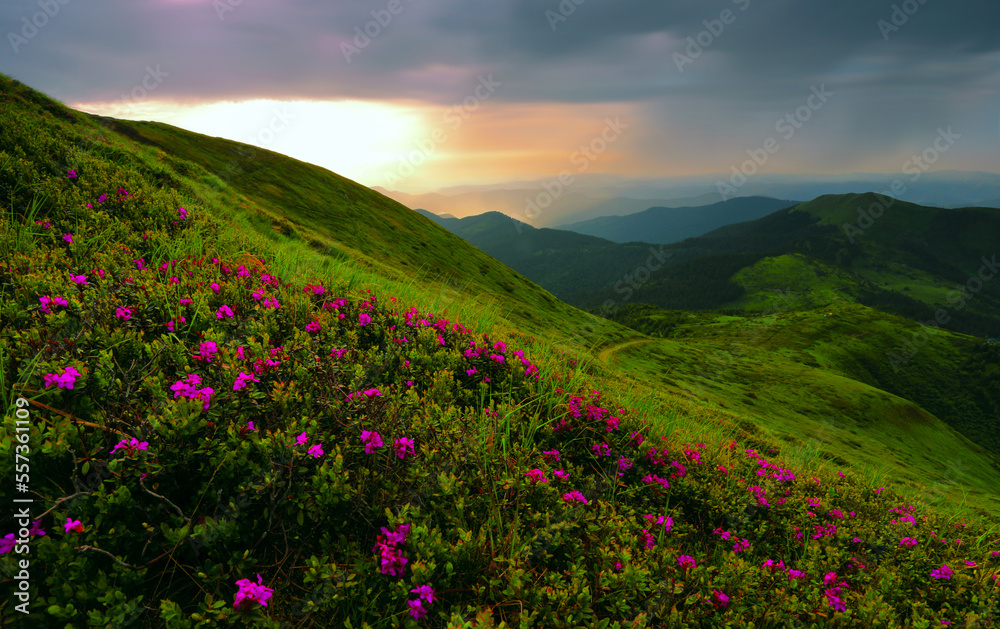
[3,74,1000,628]
[96,117,629,346]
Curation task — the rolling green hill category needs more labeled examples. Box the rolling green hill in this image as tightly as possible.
[3,74,1000,628]
[556,197,798,244]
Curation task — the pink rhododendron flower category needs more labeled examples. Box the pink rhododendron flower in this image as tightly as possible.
[394,437,415,460]
[524,468,547,484]
[64,518,84,533]
[410,585,435,604]
[361,430,384,453]
[211,282,221,294]
[930,564,953,580]
[407,600,428,619]
[307,443,324,458]
[232,371,260,391]
[178,207,188,220]
[359,313,371,326]
[233,573,273,610]
[677,555,696,569]
[216,304,235,319]
[111,437,149,455]
[592,442,611,457]
[44,366,82,389]
[712,589,729,609]
[0,534,16,554]
[305,320,321,333]
[561,490,588,504]
[67,169,77,179]
[71,274,88,285]
[169,374,214,410]
[553,470,569,481]
[296,431,309,445]
[115,307,132,320]
[542,449,561,462]
[38,295,69,313]
[62,233,73,243]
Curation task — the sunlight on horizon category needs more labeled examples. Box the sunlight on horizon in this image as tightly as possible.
[70,98,430,187]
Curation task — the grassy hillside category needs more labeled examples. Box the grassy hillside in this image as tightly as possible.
[3,74,1000,628]
[417,210,673,300]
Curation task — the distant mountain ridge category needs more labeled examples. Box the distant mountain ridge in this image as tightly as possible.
[556,196,797,243]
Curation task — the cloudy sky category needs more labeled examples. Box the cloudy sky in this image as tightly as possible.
[3,0,998,192]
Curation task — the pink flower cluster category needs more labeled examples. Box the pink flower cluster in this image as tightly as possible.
[360,430,384,453]
[233,573,273,610]
[111,437,149,456]
[44,366,82,389]
[373,523,410,577]
[407,585,435,619]
[194,341,219,363]
[169,374,214,410]
[38,295,69,313]
[294,431,324,458]
[394,437,415,460]
[525,468,547,484]
[232,371,259,391]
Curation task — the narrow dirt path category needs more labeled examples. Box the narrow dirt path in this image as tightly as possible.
[598,339,654,364]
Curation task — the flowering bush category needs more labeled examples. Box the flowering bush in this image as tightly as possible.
[1,74,999,629]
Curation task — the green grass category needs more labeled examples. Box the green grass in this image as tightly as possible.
[2,73,1000,628]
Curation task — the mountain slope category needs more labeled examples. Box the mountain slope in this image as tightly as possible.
[557,196,797,243]
[4,74,1000,628]
[416,210,673,300]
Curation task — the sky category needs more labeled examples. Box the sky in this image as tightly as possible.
[2,0,998,193]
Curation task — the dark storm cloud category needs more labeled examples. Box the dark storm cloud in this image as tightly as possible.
[1,0,996,175]
[3,0,997,103]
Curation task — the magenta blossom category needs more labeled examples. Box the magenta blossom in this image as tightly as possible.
[62,233,73,244]
[394,437,415,460]
[712,589,730,609]
[232,371,260,391]
[360,430,384,453]
[307,443,324,458]
[44,366,82,389]
[524,468,547,484]
[64,518,84,534]
[233,573,273,610]
[561,490,588,504]
[216,304,235,320]
[38,295,69,313]
[111,437,149,455]
[930,564,953,580]
[407,599,428,619]
[677,555,697,569]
